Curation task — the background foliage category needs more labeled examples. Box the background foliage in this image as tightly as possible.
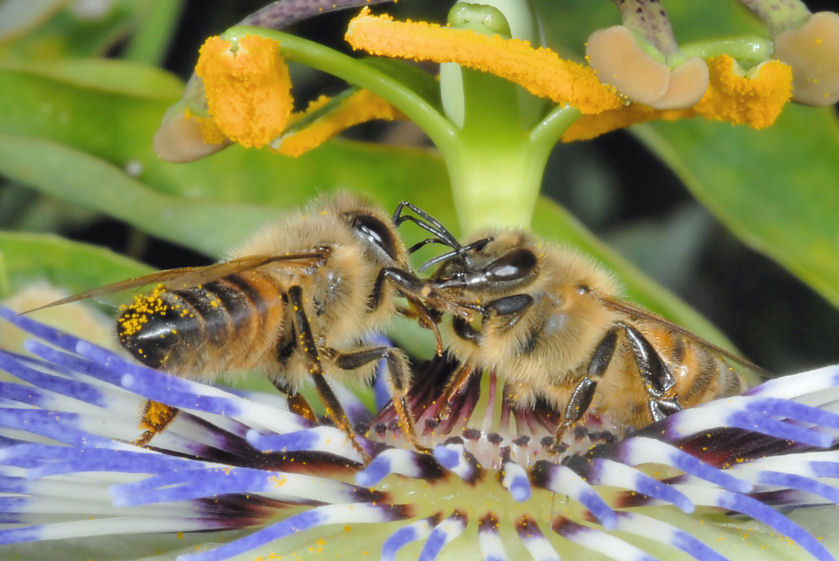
[0,0,837,378]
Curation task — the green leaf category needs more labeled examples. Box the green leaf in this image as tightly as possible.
[0,231,151,299]
[0,134,281,257]
[0,0,145,61]
[536,0,839,308]
[0,58,184,99]
[0,0,68,42]
[635,106,839,309]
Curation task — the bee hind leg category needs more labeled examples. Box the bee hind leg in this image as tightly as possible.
[133,400,179,447]
[270,378,318,423]
[618,322,682,423]
[551,328,618,453]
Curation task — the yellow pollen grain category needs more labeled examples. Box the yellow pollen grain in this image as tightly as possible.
[195,35,292,148]
[119,285,169,337]
[693,56,792,129]
[345,8,622,114]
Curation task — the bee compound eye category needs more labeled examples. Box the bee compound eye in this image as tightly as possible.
[485,248,538,282]
[349,213,399,262]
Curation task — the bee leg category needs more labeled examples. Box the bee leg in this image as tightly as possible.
[288,285,370,463]
[270,378,318,423]
[618,322,682,422]
[551,328,619,452]
[370,267,445,355]
[328,346,427,453]
[133,400,179,447]
[408,296,445,356]
[437,294,530,420]
[436,362,474,421]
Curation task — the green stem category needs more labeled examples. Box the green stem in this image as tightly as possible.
[445,102,581,233]
[445,63,545,233]
[444,140,547,234]
[681,35,775,66]
[222,25,459,154]
[529,104,582,153]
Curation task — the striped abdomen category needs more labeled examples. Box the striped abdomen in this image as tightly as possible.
[117,270,287,375]
[655,329,747,407]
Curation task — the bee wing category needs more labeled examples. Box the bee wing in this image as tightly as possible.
[21,250,328,314]
[597,294,771,380]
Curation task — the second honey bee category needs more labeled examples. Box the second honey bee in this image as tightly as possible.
[407,224,763,444]
[37,194,446,456]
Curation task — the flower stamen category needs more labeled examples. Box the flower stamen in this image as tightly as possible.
[345,8,622,115]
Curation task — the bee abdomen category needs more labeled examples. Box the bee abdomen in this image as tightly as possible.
[117,272,286,374]
[675,337,745,405]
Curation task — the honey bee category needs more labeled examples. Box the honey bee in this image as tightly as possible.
[31,194,448,458]
[408,226,766,444]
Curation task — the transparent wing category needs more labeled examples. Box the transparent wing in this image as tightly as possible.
[597,294,771,381]
[21,250,328,314]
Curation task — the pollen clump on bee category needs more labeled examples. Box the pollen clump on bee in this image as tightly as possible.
[117,284,169,337]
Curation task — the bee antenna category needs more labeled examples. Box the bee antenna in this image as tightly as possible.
[407,237,453,254]
[418,237,492,272]
[392,201,461,250]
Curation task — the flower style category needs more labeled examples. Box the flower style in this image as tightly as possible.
[151,0,838,234]
[3,309,839,561]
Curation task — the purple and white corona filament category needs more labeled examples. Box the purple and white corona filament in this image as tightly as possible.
[2,307,839,561]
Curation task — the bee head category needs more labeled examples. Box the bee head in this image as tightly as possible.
[428,232,539,293]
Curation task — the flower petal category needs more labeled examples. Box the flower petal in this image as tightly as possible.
[4,310,839,561]
[774,11,839,106]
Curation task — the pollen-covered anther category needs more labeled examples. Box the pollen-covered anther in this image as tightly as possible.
[195,34,293,148]
[562,53,792,142]
[345,7,622,114]
[694,55,793,129]
[272,90,403,157]
[586,25,709,110]
[774,11,839,105]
